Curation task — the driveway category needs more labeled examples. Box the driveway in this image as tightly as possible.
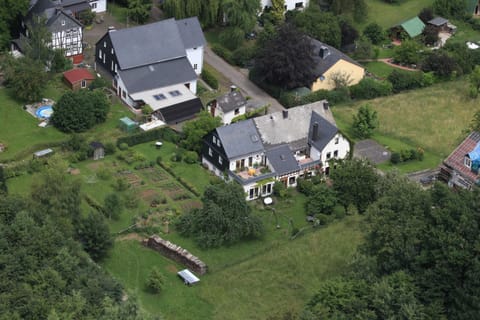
[353,139,391,164]
[204,46,285,113]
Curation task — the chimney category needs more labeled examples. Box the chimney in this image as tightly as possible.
[282,110,288,119]
[319,46,329,59]
[312,122,319,141]
[230,85,237,92]
[323,101,329,110]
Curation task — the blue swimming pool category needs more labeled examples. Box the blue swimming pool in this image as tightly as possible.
[35,105,53,119]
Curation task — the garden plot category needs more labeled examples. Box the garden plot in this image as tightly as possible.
[117,170,142,188]
[160,181,191,200]
[137,167,169,184]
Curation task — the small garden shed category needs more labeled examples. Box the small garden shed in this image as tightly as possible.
[119,117,137,133]
[391,17,425,40]
[90,142,105,160]
[63,68,95,90]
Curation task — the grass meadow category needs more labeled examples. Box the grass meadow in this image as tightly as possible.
[358,0,434,29]
[104,215,364,320]
[333,79,477,172]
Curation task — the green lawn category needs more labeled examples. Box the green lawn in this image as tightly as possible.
[333,79,477,172]
[358,0,434,29]
[0,88,66,162]
[363,61,397,78]
[103,214,364,320]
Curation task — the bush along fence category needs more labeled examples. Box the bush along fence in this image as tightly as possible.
[390,147,424,164]
[144,235,208,275]
[116,127,179,147]
[249,68,435,109]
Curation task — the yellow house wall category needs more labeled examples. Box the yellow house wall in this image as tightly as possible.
[311,59,365,92]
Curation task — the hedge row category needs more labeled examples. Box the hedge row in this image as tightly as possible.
[201,68,219,90]
[84,194,105,215]
[117,127,179,147]
[157,159,201,197]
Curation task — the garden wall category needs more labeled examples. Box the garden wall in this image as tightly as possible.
[144,235,208,275]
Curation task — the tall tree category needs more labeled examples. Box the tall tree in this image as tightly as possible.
[254,23,317,89]
[292,4,342,48]
[176,182,264,248]
[2,56,48,102]
[352,104,378,139]
[330,158,378,213]
[76,211,113,261]
[181,110,222,152]
[51,90,110,133]
[0,0,30,49]
[127,0,151,24]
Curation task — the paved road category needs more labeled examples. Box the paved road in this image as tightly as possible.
[204,46,285,113]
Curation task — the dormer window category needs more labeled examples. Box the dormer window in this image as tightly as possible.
[465,156,472,168]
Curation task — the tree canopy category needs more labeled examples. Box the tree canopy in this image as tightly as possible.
[0,157,153,319]
[176,182,264,248]
[254,23,317,90]
[181,110,222,152]
[51,90,110,133]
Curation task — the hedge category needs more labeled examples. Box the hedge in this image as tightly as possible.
[116,127,179,147]
[350,78,393,100]
[211,44,234,65]
[201,68,219,90]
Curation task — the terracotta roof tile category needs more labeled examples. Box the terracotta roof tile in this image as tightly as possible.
[444,132,480,184]
[63,68,95,84]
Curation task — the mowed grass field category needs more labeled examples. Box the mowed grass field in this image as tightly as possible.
[0,89,66,161]
[103,215,364,320]
[359,0,434,29]
[333,79,478,171]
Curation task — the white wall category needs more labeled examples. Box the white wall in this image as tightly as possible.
[185,46,204,75]
[213,105,246,125]
[51,27,83,56]
[261,0,309,11]
[309,133,350,166]
[89,0,107,13]
[115,76,136,108]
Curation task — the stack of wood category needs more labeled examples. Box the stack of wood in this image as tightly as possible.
[144,235,208,275]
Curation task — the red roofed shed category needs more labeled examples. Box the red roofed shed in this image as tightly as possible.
[63,68,95,91]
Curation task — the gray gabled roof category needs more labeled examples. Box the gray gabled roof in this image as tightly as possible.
[216,90,247,113]
[176,17,206,49]
[254,100,336,150]
[266,144,299,175]
[118,57,197,94]
[109,18,187,70]
[308,111,338,152]
[310,38,364,77]
[216,119,264,159]
[428,17,448,26]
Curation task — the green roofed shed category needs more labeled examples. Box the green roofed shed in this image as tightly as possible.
[399,17,425,38]
[466,0,480,15]
[119,117,137,133]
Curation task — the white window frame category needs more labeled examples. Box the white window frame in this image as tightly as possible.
[209,147,213,157]
[465,157,472,168]
[81,80,87,88]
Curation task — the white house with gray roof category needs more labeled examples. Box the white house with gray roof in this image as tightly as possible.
[12,0,89,63]
[95,17,206,124]
[207,89,247,124]
[261,0,309,11]
[201,100,350,200]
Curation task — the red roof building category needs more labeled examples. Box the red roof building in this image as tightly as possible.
[439,131,480,189]
[63,68,95,91]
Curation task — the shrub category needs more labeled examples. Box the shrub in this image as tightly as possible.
[350,78,393,99]
[116,127,179,147]
[390,152,401,164]
[297,178,316,196]
[211,44,233,64]
[201,68,219,90]
[156,155,162,165]
[333,205,346,219]
[118,143,129,151]
[316,214,331,226]
[387,70,427,93]
[146,267,165,294]
[183,151,198,164]
[273,181,287,198]
[104,142,116,155]
[231,46,256,67]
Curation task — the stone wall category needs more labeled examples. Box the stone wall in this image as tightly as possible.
[144,235,208,275]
